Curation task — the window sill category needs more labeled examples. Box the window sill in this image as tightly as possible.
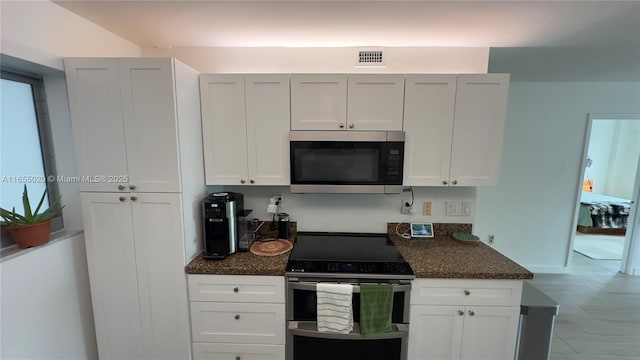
[0,229,84,263]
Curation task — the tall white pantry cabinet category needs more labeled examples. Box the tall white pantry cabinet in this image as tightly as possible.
[64,58,205,360]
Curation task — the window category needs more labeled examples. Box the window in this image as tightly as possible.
[1,69,62,248]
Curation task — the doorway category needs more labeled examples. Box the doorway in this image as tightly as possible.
[570,114,640,274]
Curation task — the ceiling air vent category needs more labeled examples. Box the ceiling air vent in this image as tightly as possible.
[355,50,386,67]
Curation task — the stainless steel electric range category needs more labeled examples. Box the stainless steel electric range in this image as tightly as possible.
[285,232,415,360]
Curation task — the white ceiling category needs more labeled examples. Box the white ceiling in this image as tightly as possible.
[53,0,640,49]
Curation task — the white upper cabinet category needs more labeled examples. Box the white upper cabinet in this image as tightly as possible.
[119,59,181,192]
[450,74,510,186]
[65,58,181,192]
[347,74,405,131]
[200,74,290,186]
[290,74,347,130]
[200,74,248,185]
[64,59,129,192]
[403,75,457,186]
[403,73,509,186]
[290,74,404,131]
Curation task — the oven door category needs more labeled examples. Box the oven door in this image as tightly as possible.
[287,321,408,360]
[286,280,411,360]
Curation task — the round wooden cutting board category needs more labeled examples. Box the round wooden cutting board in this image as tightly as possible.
[250,239,293,257]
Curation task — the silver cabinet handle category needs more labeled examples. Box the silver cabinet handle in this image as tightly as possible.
[339,123,345,128]
[119,196,126,202]
[442,180,448,185]
[129,184,136,190]
[349,123,355,129]
[130,196,138,201]
[452,180,458,185]
[118,184,126,190]
[458,310,464,316]
[469,310,475,316]
[249,179,255,184]
[464,289,471,296]
[234,314,240,320]
[233,287,239,293]
[240,179,246,184]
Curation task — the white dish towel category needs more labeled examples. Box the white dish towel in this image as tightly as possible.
[316,283,354,334]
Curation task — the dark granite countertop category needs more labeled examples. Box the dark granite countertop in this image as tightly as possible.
[185,221,533,280]
[185,221,296,276]
[388,223,533,279]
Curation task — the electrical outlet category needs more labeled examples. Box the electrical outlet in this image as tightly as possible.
[267,194,284,213]
[422,201,432,216]
[488,234,495,244]
[401,199,413,214]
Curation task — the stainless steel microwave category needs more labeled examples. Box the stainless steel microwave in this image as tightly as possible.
[289,131,405,194]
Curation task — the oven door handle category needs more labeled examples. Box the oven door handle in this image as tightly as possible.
[287,282,411,293]
[288,321,409,340]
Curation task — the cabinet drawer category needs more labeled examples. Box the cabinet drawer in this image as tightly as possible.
[411,279,522,306]
[188,275,285,303]
[191,302,285,344]
[192,343,285,360]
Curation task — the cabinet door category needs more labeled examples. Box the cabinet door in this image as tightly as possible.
[200,74,248,185]
[80,193,144,359]
[450,74,509,186]
[64,59,129,192]
[403,75,457,186]
[130,193,190,360]
[408,305,464,360]
[460,306,520,360]
[347,74,404,131]
[245,75,290,185]
[291,74,347,131]
[119,58,181,192]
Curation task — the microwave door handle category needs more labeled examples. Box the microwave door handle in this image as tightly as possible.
[288,321,408,340]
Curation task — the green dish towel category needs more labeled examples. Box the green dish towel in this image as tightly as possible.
[359,284,393,336]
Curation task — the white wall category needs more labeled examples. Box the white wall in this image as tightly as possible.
[474,79,640,273]
[1,2,142,357]
[586,120,618,193]
[587,119,640,199]
[1,233,98,359]
[142,46,489,74]
[0,1,140,70]
[217,186,476,233]
[604,120,640,199]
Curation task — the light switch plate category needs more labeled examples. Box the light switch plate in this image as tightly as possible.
[446,201,462,216]
[462,201,472,216]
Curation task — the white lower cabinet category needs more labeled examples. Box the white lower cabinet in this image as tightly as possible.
[408,279,523,360]
[188,275,286,359]
[81,192,191,360]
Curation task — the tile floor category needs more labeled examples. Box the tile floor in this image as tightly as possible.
[527,252,640,360]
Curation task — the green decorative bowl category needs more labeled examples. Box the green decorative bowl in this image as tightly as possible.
[452,232,480,245]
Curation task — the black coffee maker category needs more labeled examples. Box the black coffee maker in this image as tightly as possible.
[202,192,251,259]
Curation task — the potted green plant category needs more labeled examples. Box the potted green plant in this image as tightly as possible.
[0,185,63,249]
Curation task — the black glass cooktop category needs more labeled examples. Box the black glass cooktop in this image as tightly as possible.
[285,232,414,278]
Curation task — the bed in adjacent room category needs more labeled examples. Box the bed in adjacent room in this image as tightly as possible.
[577,191,632,235]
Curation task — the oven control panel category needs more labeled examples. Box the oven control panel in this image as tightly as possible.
[286,260,414,276]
